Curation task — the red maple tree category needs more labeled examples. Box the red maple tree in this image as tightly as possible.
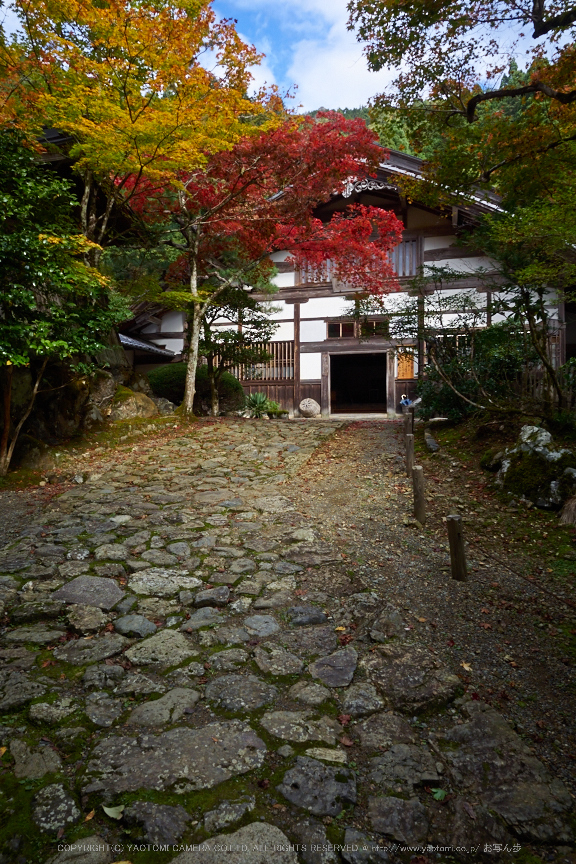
[125,112,404,414]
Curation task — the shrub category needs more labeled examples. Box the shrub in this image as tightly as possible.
[147,363,244,412]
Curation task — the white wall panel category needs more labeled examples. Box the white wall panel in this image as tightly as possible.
[270,321,294,341]
[424,256,494,274]
[272,272,296,288]
[424,236,457,251]
[160,311,184,332]
[301,353,322,379]
[260,301,294,321]
[149,338,184,353]
[301,319,327,342]
[301,296,350,318]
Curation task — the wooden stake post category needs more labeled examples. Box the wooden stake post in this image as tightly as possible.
[412,465,425,525]
[403,411,411,439]
[447,514,468,581]
[405,433,414,477]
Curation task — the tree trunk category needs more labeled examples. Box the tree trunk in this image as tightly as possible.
[207,355,219,416]
[0,365,13,477]
[182,302,203,416]
[0,360,47,477]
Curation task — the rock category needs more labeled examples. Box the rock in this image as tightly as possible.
[82,664,126,690]
[85,692,124,727]
[341,683,384,718]
[282,626,338,657]
[357,712,417,751]
[260,711,342,745]
[114,595,138,615]
[3,623,66,644]
[167,541,191,557]
[114,614,157,638]
[93,543,128,562]
[180,607,224,630]
[54,633,129,666]
[171,823,297,864]
[244,614,280,637]
[441,701,573,842]
[278,744,295,758]
[83,721,266,794]
[205,626,250,645]
[124,802,189,844]
[109,389,158,421]
[369,607,406,642]
[210,649,249,671]
[58,561,91,578]
[205,674,277,712]
[125,629,198,667]
[32,783,81,834]
[497,425,576,509]
[0,670,46,711]
[51,576,125,610]
[253,591,292,609]
[274,561,303,574]
[294,819,338,864]
[0,647,36,671]
[309,646,357,688]
[305,747,347,764]
[288,605,327,626]
[299,398,321,418]
[289,681,331,707]
[129,568,202,596]
[67,604,110,633]
[277,756,356,816]
[253,496,294,513]
[361,644,460,713]
[10,738,62,779]
[368,796,428,844]
[11,599,65,623]
[30,698,76,725]
[141,549,179,567]
[369,743,441,791]
[229,558,257,574]
[113,673,167,696]
[203,797,255,833]
[128,687,200,725]
[45,834,112,864]
[253,643,303,675]
[194,586,230,607]
[341,828,390,864]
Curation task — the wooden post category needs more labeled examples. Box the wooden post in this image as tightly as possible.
[409,405,415,432]
[403,411,411,439]
[405,433,414,477]
[412,465,425,525]
[447,514,467,581]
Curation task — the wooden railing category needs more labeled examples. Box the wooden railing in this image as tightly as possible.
[296,241,421,286]
[225,341,295,381]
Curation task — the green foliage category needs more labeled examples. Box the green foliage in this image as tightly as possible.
[244,392,284,418]
[148,362,244,409]
[0,130,127,370]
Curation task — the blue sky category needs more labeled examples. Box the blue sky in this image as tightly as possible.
[214,0,393,110]
[1,0,390,111]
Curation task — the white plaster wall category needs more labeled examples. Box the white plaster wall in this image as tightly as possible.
[269,321,294,341]
[149,337,184,353]
[160,311,184,333]
[301,353,322,379]
[300,296,350,318]
[272,272,296,288]
[260,301,294,321]
[424,256,495,274]
[141,323,159,334]
[423,236,457,251]
[301,319,327,342]
[270,251,291,262]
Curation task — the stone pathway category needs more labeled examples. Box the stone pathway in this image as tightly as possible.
[0,419,574,864]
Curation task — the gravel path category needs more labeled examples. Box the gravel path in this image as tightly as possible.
[0,418,574,864]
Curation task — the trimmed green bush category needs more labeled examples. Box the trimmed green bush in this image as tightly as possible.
[147,362,244,412]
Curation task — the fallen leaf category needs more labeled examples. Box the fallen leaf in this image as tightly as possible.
[460,662,472,672]
[0,747,6,758]
[339,735,354,747]
[431,788,447,801]
[84,810,95,822]
[479,622,492,630]
[211,737,219,743]
[417,617,427,623]
[462,801,476,820]
[334,627,346,632]
[102,804,124,820]
[337,714,351,726]
[258,779,270,788]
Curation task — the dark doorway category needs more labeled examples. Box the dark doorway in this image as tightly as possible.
[566,301,576,362]
[330,353,387,413]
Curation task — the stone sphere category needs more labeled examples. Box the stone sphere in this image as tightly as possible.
[299,398,321,418]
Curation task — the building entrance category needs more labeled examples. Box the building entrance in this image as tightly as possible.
[330,353,387,413]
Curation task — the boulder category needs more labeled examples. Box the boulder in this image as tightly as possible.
[497,425,576,509]
[108,387,158,421]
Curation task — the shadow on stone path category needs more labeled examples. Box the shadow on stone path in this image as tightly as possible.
[0,419,573,864]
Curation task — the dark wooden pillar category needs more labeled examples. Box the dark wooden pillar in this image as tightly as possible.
[321,352,330,416]
[386,350,396,417]
[293,302,300,416]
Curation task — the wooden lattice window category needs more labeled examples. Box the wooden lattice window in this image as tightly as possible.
[327,322,355,338]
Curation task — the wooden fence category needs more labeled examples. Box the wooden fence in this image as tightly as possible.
[224,341,294,382]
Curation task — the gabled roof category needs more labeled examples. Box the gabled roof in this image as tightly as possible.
[118,333,174,357]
